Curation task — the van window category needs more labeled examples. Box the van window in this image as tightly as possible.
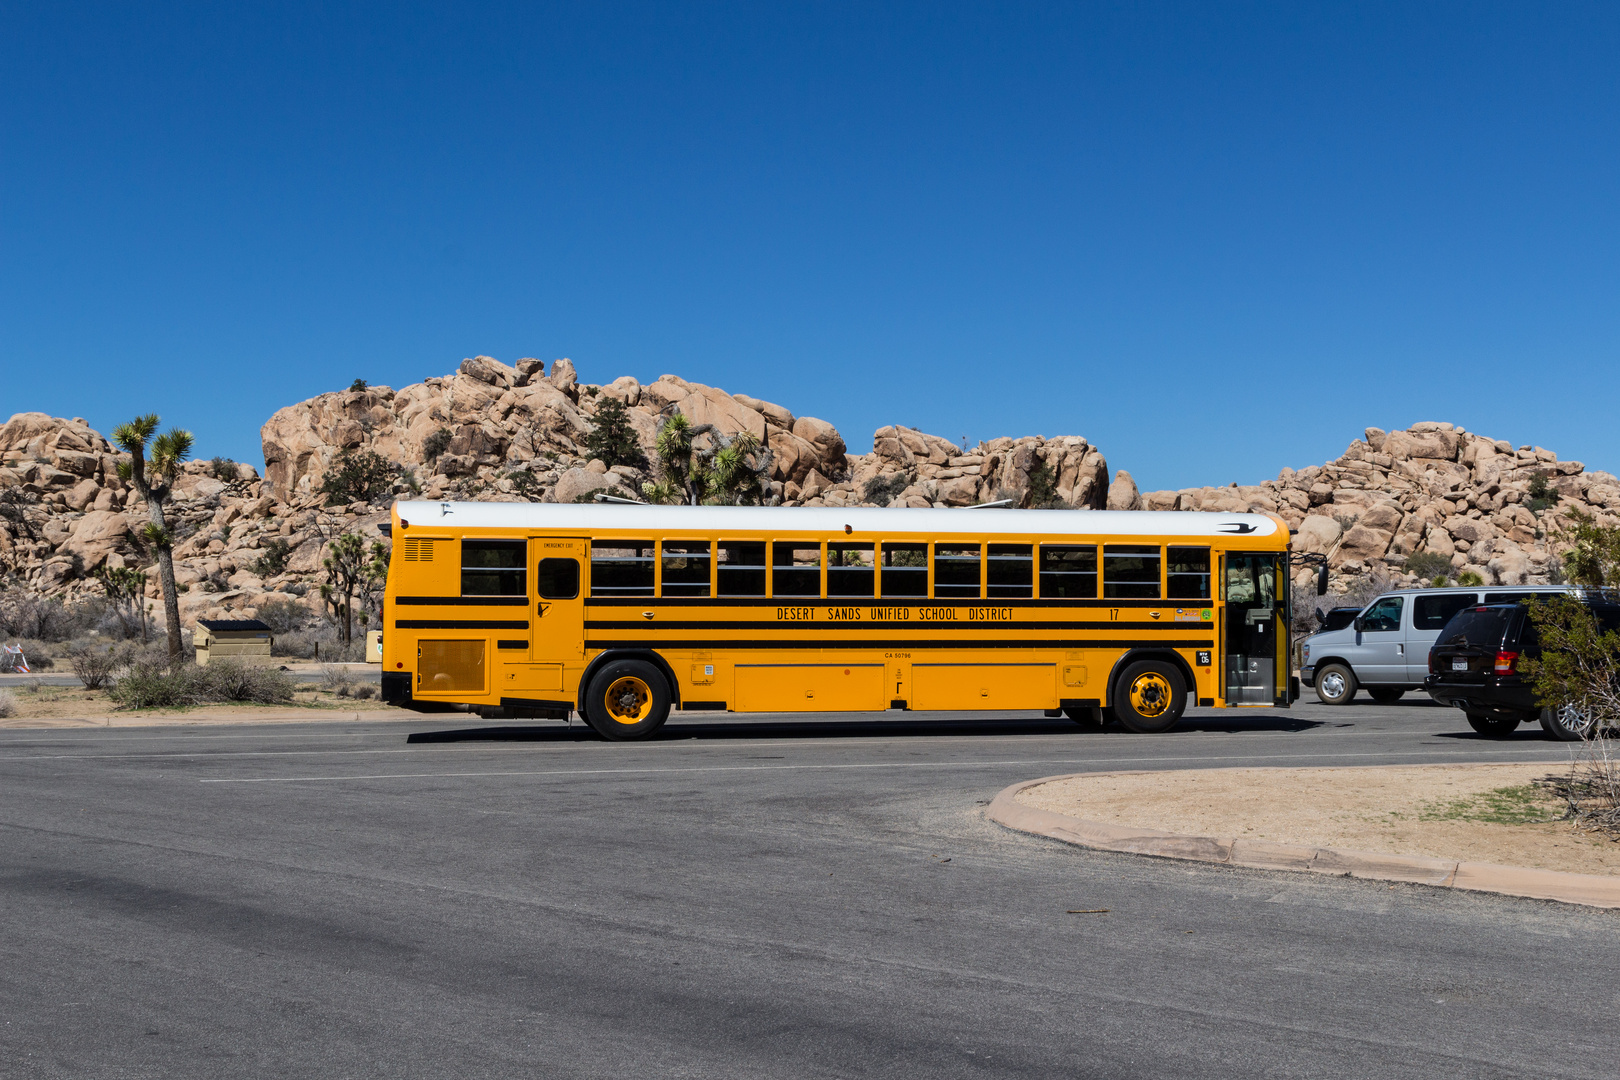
[1413,593,1477,630]
[462,540,526,596]
[1437,607,1512,649]
[1360,596,1403,632]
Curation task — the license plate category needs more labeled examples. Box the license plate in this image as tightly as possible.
[1452,658,1468,671]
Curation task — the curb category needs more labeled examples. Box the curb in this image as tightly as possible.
[987,773,1620,910]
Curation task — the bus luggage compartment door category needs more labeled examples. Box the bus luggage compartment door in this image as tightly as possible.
[1223,553,1279,705]
[735,663,886,712]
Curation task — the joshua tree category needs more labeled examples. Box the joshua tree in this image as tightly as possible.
[320,532,389,646]
[112,414,193,662]
[641,413,773,505]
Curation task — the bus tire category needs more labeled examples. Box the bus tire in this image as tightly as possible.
[583,659,671,741]
[1111,661,1186,734]
[1313,663,1356,705]
[1061,705,1103,726]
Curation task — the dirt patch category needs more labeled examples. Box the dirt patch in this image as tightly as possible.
[1015,764,1620,877]
[0,682,406,728]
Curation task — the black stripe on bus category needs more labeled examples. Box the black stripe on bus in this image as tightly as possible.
[582,596,1210,609]
[396,596,529,606]
[584,638,1213,650]
[395,620,531,630]
[583,619,1204,632]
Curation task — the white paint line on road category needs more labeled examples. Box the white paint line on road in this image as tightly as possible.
[198,747,1577,784]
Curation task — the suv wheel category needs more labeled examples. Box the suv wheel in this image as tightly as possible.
[1313,663,1356,705]
[1540,704,1597,742]
[1466,712,1520,737]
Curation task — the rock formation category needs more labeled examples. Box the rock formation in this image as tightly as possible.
[1140,421,1617,594]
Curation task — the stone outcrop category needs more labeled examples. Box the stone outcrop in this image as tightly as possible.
[1141,421,1616,593]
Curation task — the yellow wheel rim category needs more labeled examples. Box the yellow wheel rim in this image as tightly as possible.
[1128,672,1172,718]
[603,676,653,725]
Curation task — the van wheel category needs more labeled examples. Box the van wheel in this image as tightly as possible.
[1368,688,1404,703]
[1540,704,1597,742]
[1314,663,1357,705]
[1111,661,1186,733]
[583,659,671,741]
[1466,713,1520,737]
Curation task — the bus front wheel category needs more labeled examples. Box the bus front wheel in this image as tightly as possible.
[1111,661,1186,734]
[584,660,671,741]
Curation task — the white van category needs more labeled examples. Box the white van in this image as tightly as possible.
[1297,585,1571,704]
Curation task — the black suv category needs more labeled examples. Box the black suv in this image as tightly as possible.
[1424,599,1620,739]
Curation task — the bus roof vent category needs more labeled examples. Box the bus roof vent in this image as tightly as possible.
[402,538,437,562]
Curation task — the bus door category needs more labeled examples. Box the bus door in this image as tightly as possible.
[530,537,586,660]
[1222,553,1279,705]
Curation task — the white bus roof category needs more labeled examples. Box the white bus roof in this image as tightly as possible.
[393,501,1283,539]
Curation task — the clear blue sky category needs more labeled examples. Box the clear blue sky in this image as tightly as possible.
[4,2,1617,491]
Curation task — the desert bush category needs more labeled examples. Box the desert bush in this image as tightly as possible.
[861,474,911,507]
[1025,460,1064,509]
[250,538,294,578]
[583,397,647,469]
[1403,552,1452,581]
[275,625,363,661]
[422,427,453,464]
[209,456,238,481]
[67,641,127,690]
[0,689,13,718]
[0,589,74,641]
[349,378,368,392]
[321,664,360,695]
[108,659,295,709]
[255,595,310,635]
[354,682,378,700]
[317,449,398,506]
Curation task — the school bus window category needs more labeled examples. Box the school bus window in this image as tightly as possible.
[590,541,655,597]
[1167,547,1211,600]
[987,543,1033,598]
[1104,544,1161,599]
[717,541,766,596]
[828,543,874,597]
[461,540,526,596]
[661,541,712,597]
[880,543,928,597]
[773,543,821,597]
[1039,545,1097,598]
[934,543,982,599]
[536,557,579,599]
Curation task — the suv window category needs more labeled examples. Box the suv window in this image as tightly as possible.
[1360,596,1403,633]
[1438,607,1513,649]
[1413,593,1478,630]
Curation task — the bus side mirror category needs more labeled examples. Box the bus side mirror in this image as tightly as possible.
[1316,565,1329,596]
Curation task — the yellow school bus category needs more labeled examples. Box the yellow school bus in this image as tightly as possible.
[378,501,1294,739]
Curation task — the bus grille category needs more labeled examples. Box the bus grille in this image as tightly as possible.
[402,538,437,561]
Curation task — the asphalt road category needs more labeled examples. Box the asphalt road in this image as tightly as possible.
[1,697,1615,1079]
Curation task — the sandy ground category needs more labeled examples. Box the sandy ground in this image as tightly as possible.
[1016,763,1620,877]
[0,682,408,728]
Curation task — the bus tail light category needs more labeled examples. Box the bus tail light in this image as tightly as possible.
[1494,651,1519,674]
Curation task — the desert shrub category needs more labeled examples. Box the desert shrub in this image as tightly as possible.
[254,596,310,635]
[1403,552,1452,581]
[317,449,399,506]
[321,664,360,695]
[250,538,293,578]
[67,641,127,690]
[0,690,13,718]
[861,473,911,507]
[422,428,453,464]
[1025,460,1063,508]
[583,397,647,469]
[275,625,363,661]
[350,378,369,392]
[0,589,102,642]
[209,456,238,481]
[505,470,538,497]
[108,659,295,709]
[353,682,378,700]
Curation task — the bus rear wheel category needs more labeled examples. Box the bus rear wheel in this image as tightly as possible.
[584,659,671,741]
[1111,661,1186,734]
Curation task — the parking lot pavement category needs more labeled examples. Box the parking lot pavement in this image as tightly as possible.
[1,697,1613,1079]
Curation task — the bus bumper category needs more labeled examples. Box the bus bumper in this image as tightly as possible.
[381,672,412,705]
